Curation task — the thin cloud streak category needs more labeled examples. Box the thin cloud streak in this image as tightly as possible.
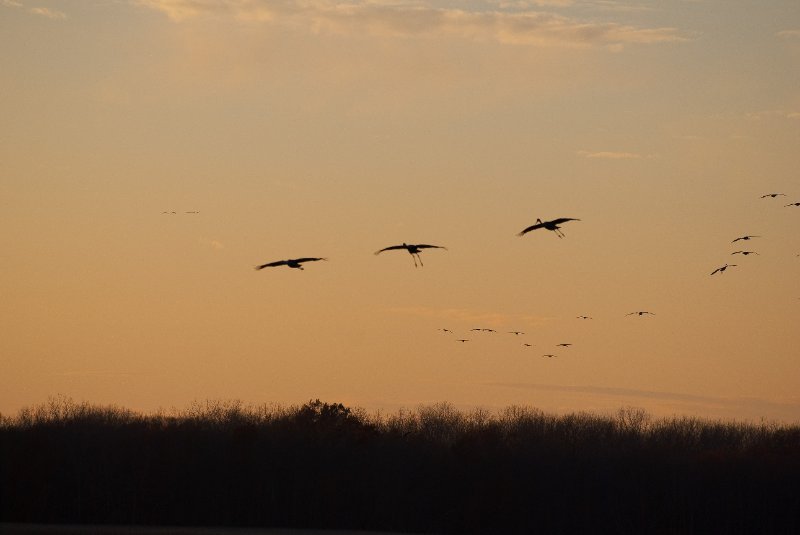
[489,381,800,421]
[135,0,689,48]
[2,0,66,18]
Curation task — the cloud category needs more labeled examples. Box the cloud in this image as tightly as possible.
[2,0,66,18]
[29,6,66,18]
[777,29,800,40]
[488,381,800,422]
[577,150,650,159]
[134,0,688,48]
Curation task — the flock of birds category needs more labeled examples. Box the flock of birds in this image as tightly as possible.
[163,194,796,361]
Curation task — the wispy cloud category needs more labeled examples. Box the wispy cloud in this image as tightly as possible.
[2,0,66,18]
[577,150,652,159]
[777,29,800,40]
[134,0,688,48]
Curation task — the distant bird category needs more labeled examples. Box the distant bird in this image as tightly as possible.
[161,211,177,214]
[374,243,447,267]
[482,328,496,333]
[711,264,737,275]
[577,315,592,320]
[627,311,655,316]
[255,257,327,271]
[542,354,558,358]
[470,328,483,332]
[732,235,760,243]
[439,328,452,334]
[522,343,532,347]
[185,211,200,214]
[518,218,580,238]
[731,251,759,256]
[509,331,525,336]
[556,343,572,347]
[785,202,800,207]
[761,193,786,198]
[456,339,470,343]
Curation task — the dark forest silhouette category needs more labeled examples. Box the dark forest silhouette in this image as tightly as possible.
[2,397,799,534]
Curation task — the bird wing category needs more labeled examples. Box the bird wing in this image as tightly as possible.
[294,257,326,263]
[517,222,544,236]
[374,245,406,255]
[549,218,581,225]
[414,244,447,250]
[255,260,288,270]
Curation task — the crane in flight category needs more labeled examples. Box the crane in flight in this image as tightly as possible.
[732,235,760,243]
[731,251,759,256]
[627,311,655,316]
[255,257,327,271]
[542,354,558,358]
[374,243,447,267]
[577,315,593,320]
[711,263,737,275]
[508,331,525,336]
[518,218,580,238]
[785,202,800,207]
[456,339,470,343]
[556,343,572,347]
[761,193,786,198]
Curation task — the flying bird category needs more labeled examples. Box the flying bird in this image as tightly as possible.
[785,202,800,207]
[456,339,470,343]
[439,328,453,334]
[731,251,759,256]
[627,311,655,316]
[732,235,760,243]
[711,264,737,275]
[577,315,593,320]
[518,218,580,238]
[374,243,447,267]
[761,193,786,198]
[556,343,572,347]
[522,343,532,347]
[255,257,327,270]
[509,331,525,336]
[542,354,558,358]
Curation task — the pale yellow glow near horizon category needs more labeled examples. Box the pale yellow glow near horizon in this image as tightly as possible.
[1,0,799,423]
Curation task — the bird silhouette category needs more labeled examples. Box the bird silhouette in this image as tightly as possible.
[731,251,759,256]
[509,331,525,335]
[439,328,453,333]
[556,343,572,347]
[542,354,558,358]
[456,339,470,343]
[255,257,327,270]
[732,235,760,243]
[761,193,786,198]
[518,218,580,238]
[577,315,593,320]
[522,343,532,347]
[711,264,737,275]
[374,243,446,267]
[785,202,800,207]
[627,311,655,316]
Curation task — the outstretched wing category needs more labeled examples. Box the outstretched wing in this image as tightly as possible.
[255,260,288,270]
[517,222,544,236]
[414,244,447,250]
[374,245,407,255]
[549,217,581,225]
[294,257,327,264]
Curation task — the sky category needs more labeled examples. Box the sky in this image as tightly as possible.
[2,0,799,423]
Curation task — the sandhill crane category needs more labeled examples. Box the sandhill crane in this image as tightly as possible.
[627,311,655,316]
[456,339,470,343]
[732,235,760,243]
[577,315,592,320]
[786,202,800,207]
[731,251,759,256]
[542,354,557,358]
[518,218,580,238]
[509,331,525,336]
[711,264,737,275]
[255,257,327,271]
[761,193,786,198]
[556,343,572,347]
[522,343,532,347]
[374,243,447,267]
[439,328,453,333]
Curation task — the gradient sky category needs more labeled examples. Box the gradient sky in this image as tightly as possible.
[2,0,799,422]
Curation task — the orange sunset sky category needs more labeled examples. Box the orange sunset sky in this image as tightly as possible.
[2,0,799,422]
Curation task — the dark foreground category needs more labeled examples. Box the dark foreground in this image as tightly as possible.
[0,524,406,535]
[2,399,799,534]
